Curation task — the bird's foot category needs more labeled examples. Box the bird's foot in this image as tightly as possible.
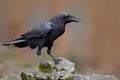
[38,55,50,68]
[40,62,50,68]
[53,58,61,64]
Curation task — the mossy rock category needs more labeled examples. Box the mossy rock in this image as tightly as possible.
[65,77,73,80]
[38,62,54,73]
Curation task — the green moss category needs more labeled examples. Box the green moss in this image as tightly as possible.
[65,77,73,80]
[38,63,53,73]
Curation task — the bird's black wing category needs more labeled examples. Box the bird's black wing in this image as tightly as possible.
[21,22,52,40]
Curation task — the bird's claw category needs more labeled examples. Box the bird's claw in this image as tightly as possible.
[53,58,61,64]
[41,62,50,68]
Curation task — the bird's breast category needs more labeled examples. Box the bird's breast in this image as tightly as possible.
[47,27,65,42]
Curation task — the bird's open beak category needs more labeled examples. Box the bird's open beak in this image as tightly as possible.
[69,16,80,22]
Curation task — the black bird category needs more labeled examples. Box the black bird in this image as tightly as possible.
[2,12,80,67]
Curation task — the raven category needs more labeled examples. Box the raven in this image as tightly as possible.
[2,12,80,67]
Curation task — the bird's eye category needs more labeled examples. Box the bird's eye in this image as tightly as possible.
[64,16,67,19]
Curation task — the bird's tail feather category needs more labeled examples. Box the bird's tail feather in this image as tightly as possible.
[2,37,29,48]
[2,40,26,45]
[2,37,25,45]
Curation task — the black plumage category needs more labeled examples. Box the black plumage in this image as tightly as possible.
[2,12,80,66]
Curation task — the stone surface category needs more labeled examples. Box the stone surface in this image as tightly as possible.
[21,57,118,80]
[21,57,75,80]
[73,74,117,80]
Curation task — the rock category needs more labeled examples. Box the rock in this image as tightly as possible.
[73,74,117,80]
[21,57,75,80]
[21,57,118,80]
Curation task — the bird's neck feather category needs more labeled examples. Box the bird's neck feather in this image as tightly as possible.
[50,18,66,25]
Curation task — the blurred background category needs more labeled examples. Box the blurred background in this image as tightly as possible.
[0,0,120,79]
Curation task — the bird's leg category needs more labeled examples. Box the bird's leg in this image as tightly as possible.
[47,44,60,64]
[37,48,49,67]
[47,47,55,60]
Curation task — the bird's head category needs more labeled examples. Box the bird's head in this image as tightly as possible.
[51,12,80,25]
